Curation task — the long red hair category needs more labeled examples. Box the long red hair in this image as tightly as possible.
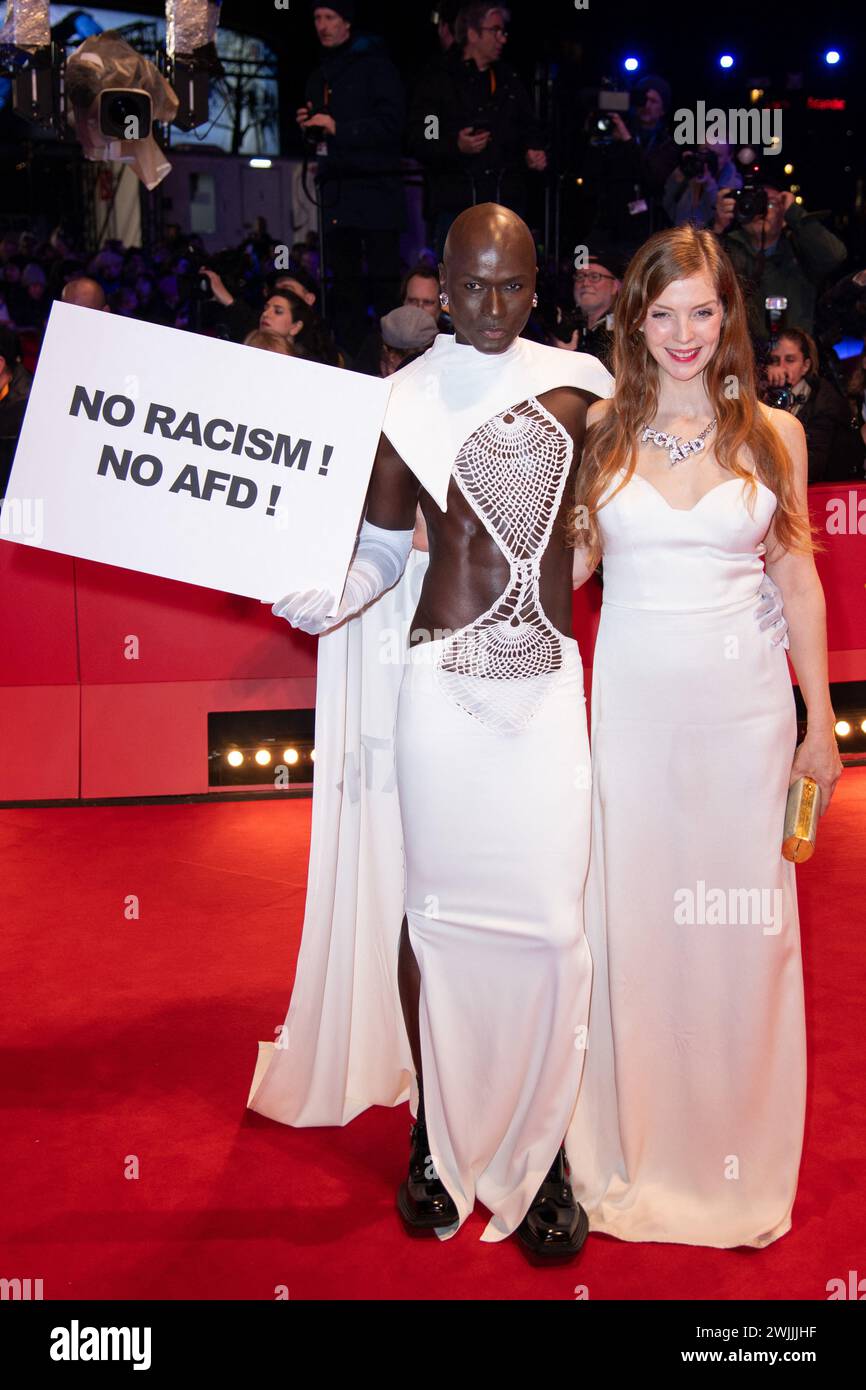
[567,225,815,567]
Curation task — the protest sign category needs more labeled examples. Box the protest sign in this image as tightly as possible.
[2,301,392,602]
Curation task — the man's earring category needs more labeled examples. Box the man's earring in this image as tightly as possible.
[439,292,448,305]
[531,293,538,307]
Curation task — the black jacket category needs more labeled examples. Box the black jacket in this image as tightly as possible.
[794,376,865,483]
[304,33,406,231]
[581,120,679,250]
[718,204,847,342]
[407,47,545,216]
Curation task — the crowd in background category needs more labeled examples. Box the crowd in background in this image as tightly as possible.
[2,0,866,494]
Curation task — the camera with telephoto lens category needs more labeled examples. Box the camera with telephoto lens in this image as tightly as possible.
[679,147,719,180]
[733,175,769,223]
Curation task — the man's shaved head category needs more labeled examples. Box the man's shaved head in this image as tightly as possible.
[442,202,536,267]
[439,203,537,354]
[61,277,108,311]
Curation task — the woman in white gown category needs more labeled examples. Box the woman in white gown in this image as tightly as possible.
[566,225,842,1248]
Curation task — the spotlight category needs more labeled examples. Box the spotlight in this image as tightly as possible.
[282,748,300,765]
[719,54,734,69]
[824,49,841,66]
[310,749,316,762]
[226,749,244,767]
[834,720,851,737]
[623,56,639,73]
[861,719,866,734]
[255,748,272,765]
[249,157,272,169]
[783,162,794,174]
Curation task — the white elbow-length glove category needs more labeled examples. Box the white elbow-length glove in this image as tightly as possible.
[754,572,790,649]
[267,518,414,634]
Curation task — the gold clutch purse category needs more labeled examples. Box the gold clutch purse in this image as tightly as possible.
[782,776,820,862]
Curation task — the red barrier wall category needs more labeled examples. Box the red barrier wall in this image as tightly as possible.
[2,482,864,800]
[0,541,317,800]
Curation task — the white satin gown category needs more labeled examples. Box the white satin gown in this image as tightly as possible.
[566,465,807,1248]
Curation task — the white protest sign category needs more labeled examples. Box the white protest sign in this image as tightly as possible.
[2,301,392,601]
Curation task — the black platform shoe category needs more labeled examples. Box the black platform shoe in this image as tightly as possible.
[396,1088,459,1233]
[515,1144,589,1262]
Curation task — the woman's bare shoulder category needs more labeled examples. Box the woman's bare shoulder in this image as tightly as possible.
[586,396,613,427]
[757,398,806,447]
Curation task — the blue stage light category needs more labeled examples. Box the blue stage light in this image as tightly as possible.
[719,54,734,69]
[623,56,639,73]
[824,49,841,65]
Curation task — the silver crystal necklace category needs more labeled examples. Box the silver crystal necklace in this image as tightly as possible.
[641,417,717,466]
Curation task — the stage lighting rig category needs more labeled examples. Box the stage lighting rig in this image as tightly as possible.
[165,0,223,133]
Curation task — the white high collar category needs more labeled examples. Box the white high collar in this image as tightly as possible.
[382,332,614,511]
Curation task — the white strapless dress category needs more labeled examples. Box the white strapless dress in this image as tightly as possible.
[566,467,807,1248]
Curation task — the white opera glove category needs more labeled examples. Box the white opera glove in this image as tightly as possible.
[269,518,414,634]
[754,572,790,649]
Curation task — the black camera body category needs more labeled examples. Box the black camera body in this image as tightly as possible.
[552,306,583,344]
[304,104,331,146]
[764,382,794,410]
[733,177,769,223]
[679,147,719,181]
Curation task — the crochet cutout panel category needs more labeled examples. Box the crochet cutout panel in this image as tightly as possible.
[433,396,574,733]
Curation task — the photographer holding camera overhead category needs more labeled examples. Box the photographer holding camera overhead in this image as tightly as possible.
[581,73,680,255]
[763,326,866,483]
[710,162,847,343]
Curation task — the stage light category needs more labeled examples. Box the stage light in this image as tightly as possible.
[310,749,316,762]
[255,748,272,765]
[576,176,584,186]
[719,54,734,70]
[834,720,851,737]
[623,57,639,73]
[249,157,272,169]
[784,162,794,174]
[749,88,764,102]
[794,195,803,204]
[226,749,244,767]
[824,50,841,66]
[282,748,300,765]
[861,719,866,734]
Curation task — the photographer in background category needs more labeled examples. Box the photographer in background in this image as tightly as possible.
[548,247,624,371]
[663,139,741,230]
[407,3,548,257]
[763,327,865,483]
[582,73,679,255]
[298,1,406,357]
[711,167,847,342]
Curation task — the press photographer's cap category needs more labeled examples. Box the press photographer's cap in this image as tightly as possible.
[632,73,672,115]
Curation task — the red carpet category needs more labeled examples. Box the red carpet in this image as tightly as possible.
[2,771,864,1301]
